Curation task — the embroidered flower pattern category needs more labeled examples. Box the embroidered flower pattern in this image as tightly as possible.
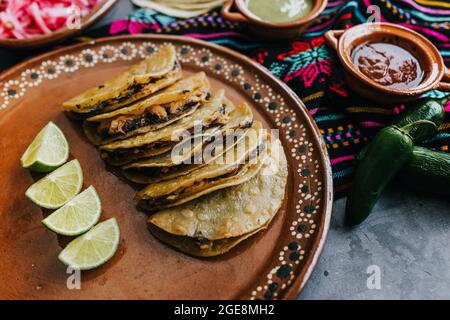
[277,38,333,87]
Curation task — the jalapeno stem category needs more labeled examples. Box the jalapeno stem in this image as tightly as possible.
[398,120,437,133]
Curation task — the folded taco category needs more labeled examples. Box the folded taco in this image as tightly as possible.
[99,90,231,166]
[122,104,256,184]
[63,45,182,118]
[82,72,211,145]
[134,123,267,212]
[147,138,288,257]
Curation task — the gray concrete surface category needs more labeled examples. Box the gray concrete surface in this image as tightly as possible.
[1,0,449,299]
[300,186,450,299]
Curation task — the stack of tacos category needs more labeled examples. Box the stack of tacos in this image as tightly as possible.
[63,46,288,257]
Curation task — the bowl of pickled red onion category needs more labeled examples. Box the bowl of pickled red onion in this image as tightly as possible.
[0,0,117,49]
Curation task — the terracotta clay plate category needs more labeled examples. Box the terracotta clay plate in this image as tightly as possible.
[0,35,332,300]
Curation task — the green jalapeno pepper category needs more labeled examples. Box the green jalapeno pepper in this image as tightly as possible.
[398,147,450,196]
[394,100,445,143]
[346,126,414,226]
[347,99,446,225]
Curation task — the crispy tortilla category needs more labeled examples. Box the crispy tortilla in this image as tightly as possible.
[147,138,288,257]
[99,90,231,166]
[62,45,182,118]
[122,105,256,184]
[82,73,211,145]
[135,127,267,211]
[148,223,267,258]
[86,72,210,121]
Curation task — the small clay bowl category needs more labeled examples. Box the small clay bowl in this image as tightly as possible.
[0,0,118,50]
[221,0,328,40]
[325,22,450,104]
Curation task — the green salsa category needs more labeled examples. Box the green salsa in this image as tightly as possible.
[245,0,313,23]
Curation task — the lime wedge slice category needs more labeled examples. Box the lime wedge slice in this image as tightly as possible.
[42,186,102,236]
[25,159,83,209]
[21,122,69,172]
[58,218,120,270]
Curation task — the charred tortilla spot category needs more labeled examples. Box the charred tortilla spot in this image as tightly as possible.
[138,167,242,209]
[102,141,177,165]
[196,236,210,244]
[195,237,213,250]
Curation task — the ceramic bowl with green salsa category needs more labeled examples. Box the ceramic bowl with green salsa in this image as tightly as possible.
[221,0,327,40]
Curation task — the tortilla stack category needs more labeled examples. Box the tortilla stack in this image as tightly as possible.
[99,90,231,166]
[147,138,288,257]
[122,103,256,184]
[82,72,211,145]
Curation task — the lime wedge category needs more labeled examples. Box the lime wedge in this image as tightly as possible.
[58,218,120,270]
[21,122,69,172]
[42,186,102,236]
[25,159,83,209]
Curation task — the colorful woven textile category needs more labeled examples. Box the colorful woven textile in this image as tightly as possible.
[90,0,450,198]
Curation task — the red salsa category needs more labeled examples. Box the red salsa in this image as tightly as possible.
[351,42,423,90]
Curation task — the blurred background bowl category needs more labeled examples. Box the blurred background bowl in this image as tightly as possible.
[0,0,118,50]
[221,0,327,40]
